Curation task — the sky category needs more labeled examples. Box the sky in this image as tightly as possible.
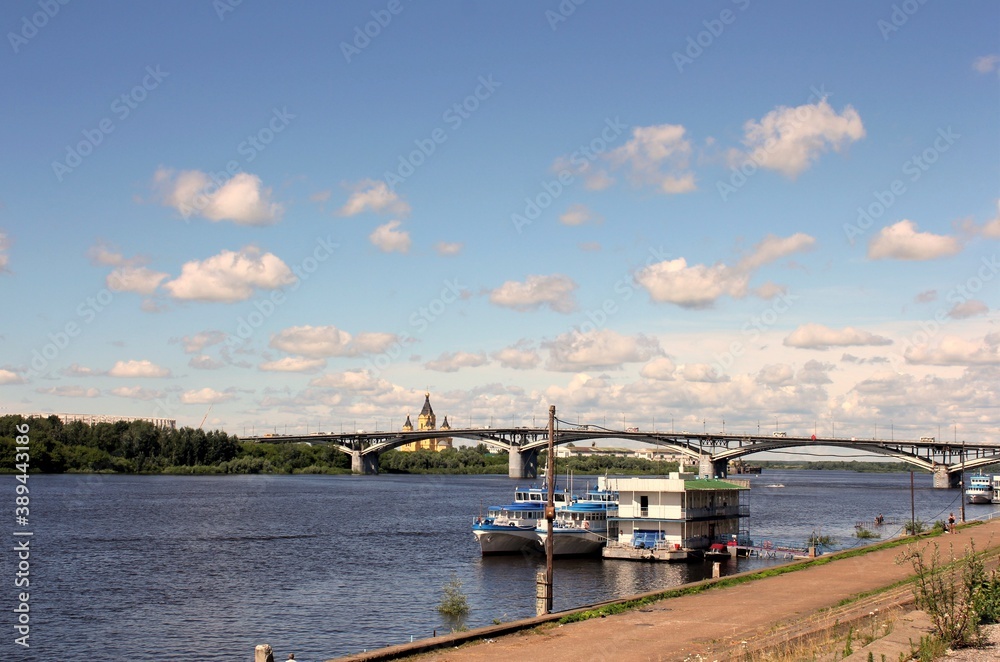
[1,1,998,452]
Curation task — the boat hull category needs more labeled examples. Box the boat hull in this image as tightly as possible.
[473,526,541,555]
[538,529,606,557]
[967,493,992,505]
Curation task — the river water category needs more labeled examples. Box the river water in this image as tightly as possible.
[6,470,986,660]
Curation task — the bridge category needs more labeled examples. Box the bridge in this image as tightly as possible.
[242,424,1000,488]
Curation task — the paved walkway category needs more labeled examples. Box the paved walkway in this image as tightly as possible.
[333,519,1000,662]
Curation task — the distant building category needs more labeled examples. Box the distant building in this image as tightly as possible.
[555,444,695,467]
[25,413,177,430]
[397,393,453,452]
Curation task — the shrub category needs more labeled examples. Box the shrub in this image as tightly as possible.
[438,575,469,617]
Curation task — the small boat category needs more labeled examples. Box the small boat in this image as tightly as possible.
[472,485,570,555]
[966,473,992,504]
[765,484,785,488]
[704,542,732,560]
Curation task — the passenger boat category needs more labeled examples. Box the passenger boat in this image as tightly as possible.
[472,486,570,555]
[966,473,992,504]
[536,478,619,557]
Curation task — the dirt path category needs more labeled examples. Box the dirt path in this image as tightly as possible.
[333,519,1000,662]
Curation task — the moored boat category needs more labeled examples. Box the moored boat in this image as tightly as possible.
[966,473,992,504]
[472,485,571,555]
[537,478,619,557]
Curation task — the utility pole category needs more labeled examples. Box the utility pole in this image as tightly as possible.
[910,470,915,535]
[538,405,556,616]
[961,430,966,523]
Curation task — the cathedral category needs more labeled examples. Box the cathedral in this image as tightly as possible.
[398,392,453,452]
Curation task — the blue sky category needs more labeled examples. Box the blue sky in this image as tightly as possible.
[1,1,998,447]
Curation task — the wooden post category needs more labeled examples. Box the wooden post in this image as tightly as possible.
[712,562,721,578]
[255,644,275,662]
[535,571,551,616]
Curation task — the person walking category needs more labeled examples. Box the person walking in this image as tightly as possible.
[948,512,956,534]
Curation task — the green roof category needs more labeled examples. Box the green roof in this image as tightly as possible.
[683,478,748,490]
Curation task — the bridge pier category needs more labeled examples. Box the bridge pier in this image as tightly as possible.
[932,465,960,489]
[508,448,539,479]
[699,455,728,479]
[351,451,378,475]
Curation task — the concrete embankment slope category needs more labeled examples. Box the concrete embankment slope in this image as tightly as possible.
[329,519,1000,662]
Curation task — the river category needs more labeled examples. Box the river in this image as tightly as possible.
[6,469,986,660]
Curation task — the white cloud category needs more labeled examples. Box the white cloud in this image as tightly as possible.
[980,200,1000,239]
[87,241,124,266]
[681,363,729,383]
[108,359,172,378]
[492,343,541,370]
[163,246,296,302]
[269,325,398,358]
[109,386,165,400]
[36,386,100,398]
[369,220,411,253]
[154,168,283,225]
[607,123,696,194]
[177,330,227,354]
[798,360,834,385]
[756,363,795,387]
[489,274,578,313]
[108,265,169,295]
[559,204,602,226]
[732,99,865,178]
[189,355,224,370]
[544,329,660,371]
[973,54,1000,75]
[948,300,988,319]
[179,387,235,404]
[0,369,23,384]
[915,290,938,303]
[904,334,1000,366]
[259,356,327,373]
[640,357,676,381]
[0,232,9,273]
[339,180,410,217]
[867,220,962,261]
[784,323,893,350]
[61,364,104,377]
[308,370,395,394]
[636,233,814,308]
[424,351,489,372]
[434,241,463,256]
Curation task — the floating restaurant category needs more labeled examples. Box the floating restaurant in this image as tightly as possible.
[603,473,750,562]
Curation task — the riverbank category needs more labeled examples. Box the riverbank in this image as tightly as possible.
[327,519,1000,662]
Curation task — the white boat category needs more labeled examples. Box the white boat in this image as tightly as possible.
[472,486,570,555]
[537,480,619,557]
[966,473,992,504]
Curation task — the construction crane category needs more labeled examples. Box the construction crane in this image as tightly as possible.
[198,403,213,430]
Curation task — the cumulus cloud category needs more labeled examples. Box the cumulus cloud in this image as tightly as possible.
[109,386,165,400]
[339,180,410,217]
[154,168,283,225]
[797,360,834,385]
[904,334,1000,366]
[640,357,677,381]
[369,220,411,253]
[36,386,100,398]
[492,342,542,370]
[269,325,398,358]
[756,363,795,387]
[915,290,938,303]
[973,54,1000,75]
[163,246,296,302]
[108,265,170,295]
[0,232,10,273]
[424,351,489,372]
[841,353,889,365]
[259,356,327,373]
[635,233,814,308]
[731,99,865,178]
[784,323,893,350]
[980,200,1000,239]
[559,204,602,226]
[189,355,224,370]
[179,387,235,404]
[434,241,462,256]
[87,241,125,266]
[607,123,696,194]
[489,274,578,313]
[108,359,171,378]
[867,220,962,261]
[681,363,729,383]
[544,329,660,371]
[61,364,105,377]
[0,369,23,384]
[948,300,988,319]
[176,330,227,354]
